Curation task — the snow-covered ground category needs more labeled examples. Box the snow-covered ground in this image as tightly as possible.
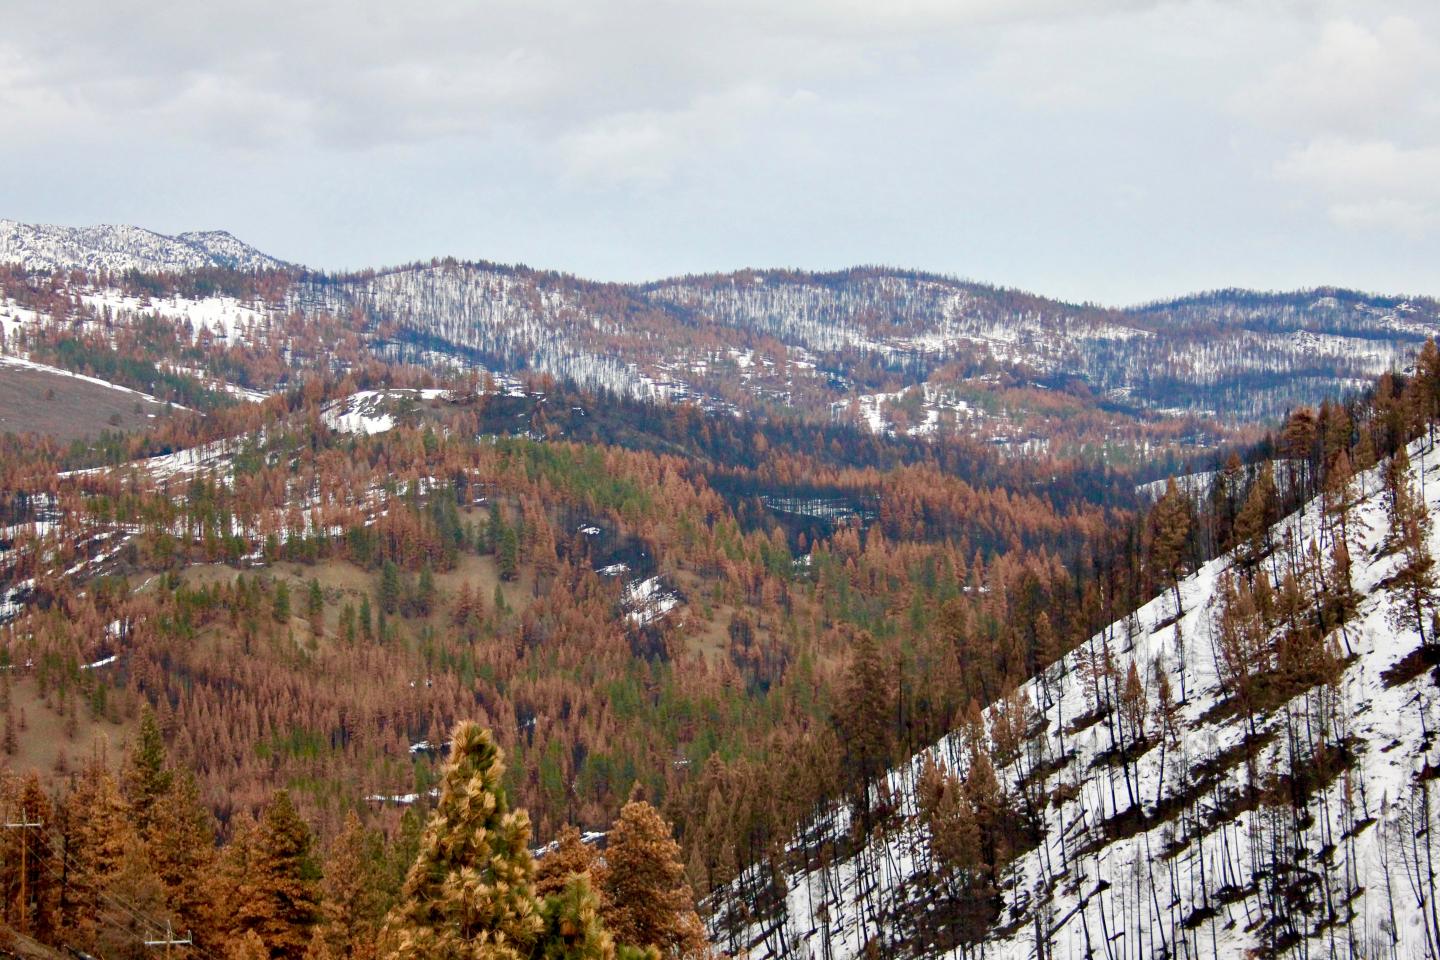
[717,437,1440,960]
[320,389,452,435]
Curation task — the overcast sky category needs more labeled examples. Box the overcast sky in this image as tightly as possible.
[2,0,1438,304]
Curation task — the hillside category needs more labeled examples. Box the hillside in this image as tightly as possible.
[711,434,1440,958]
[0,220,287,274]
[1,222,1435,465]
[0,355,177,441]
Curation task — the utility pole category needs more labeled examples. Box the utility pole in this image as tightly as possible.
[144,920,192,960]
[4,812,42,935]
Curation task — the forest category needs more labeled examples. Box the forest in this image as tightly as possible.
[2,252,1439,958]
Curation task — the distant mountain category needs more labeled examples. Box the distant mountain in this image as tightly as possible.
[6,220,1440,449]
[0,220,287,274]
[301,261,1440,425]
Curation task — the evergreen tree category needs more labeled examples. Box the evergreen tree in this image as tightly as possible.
[834,630,893,823]
[536,827,604,902]
[1385,451,1439,645]
[1147,477,1193,612]
[1232,463,1278,573]
[308,578,325,636]
[273,579,292,623]
[58,758,134,947]
[537,876,615,960]
[317,811,386,960]
[123,706,173,837]
[600,800,707,960]
[379,722,543,960]
[380,562,401,615]
[497,526,520,582]
[150,771,217,945]
[2,773,57,939]
[231,791,322,959]
[359,594,374,641]
[416,563,436,617]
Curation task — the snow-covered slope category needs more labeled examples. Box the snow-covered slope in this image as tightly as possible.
[715,439,1440,959]
[0,220,286,273]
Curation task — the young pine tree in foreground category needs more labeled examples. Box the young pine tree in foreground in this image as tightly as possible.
[380,722,701,960]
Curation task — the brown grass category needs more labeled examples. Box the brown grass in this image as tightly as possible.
[0,363,172,442]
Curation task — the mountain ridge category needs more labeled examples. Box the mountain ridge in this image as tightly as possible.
[0,219,288,274]
[5,218,1440,451]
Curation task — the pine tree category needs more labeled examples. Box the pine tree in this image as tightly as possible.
[416,564,436,617]
[537,875,615,960]
[498,526,520,582]
[1147,477,1193,611]
[58,758,135,947]
[317,811,386,960]
[123,706,173,838]
[1232,463,1278,574]
[599,800,707,960]
[834,630,893,824]
[1386,451,1439,645]
[380,562,401,615]
[231,791,322,959]
[2,773,57,939]
[148,771,216,946]
[274,579,292,623]
[359,594,374,641]
[379,722,543,960]
[536,827,604,902]
[308,578,325,636]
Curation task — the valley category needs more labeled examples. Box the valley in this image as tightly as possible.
[0,223,1436,960]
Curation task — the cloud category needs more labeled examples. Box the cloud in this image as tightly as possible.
[1276,138,1440,234]
[1241,16,1440,139]
[0,0,1169,154]
[1231,9,1440,237]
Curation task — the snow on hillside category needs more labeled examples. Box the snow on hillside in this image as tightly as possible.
[0,220,286,273]
[81,289,269,344]
[320,388,456,435]
[717,438,1440,959]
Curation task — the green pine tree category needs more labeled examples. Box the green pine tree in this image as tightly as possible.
[122,706,173,837]
[380,562,401,615]
[379,722,543,960]
[537,875,614,960]
[273,579,292,623]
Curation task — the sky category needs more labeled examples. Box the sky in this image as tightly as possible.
[2,0,1439,305]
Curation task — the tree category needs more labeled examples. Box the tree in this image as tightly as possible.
[380,562,401,615]
[359,594,374,641]
[229,791,322,959]
[1386,451,1439,645]
[58,758,135,948]
[308,578,325,636]
[1147,477,1193,612]
[122,706,173,838]
[537,876,615,960]
[536,827,604,902]
[600,800,708,960]
[148,771,216,945]
[379,722,543,960]
[1232,463,1278,574]
[416,563,436,617]
[1,773,57,939]
[497,526,520,582]
[317,811,386,960]
[273,579,292,623]
[834,629,893,823]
